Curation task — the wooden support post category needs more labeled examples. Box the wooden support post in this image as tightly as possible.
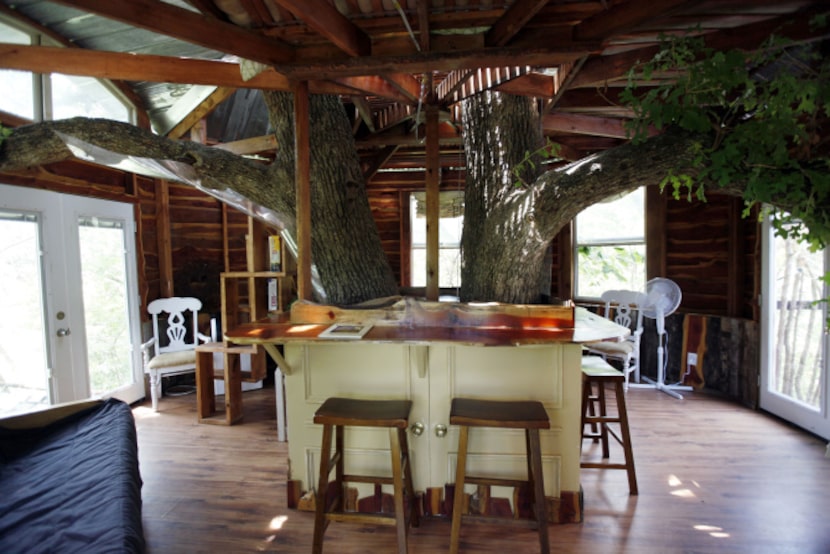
[155,179,173,297]
[425,103,440,301]
[294,81,313,301]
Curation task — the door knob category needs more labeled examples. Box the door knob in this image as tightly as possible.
[56,328,71,337]
[434,423,447,438]
[410,421,425,436]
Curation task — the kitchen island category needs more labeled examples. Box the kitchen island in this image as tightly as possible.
[225,298,627,522]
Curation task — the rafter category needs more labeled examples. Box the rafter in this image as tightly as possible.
[485,0,550,47]
[0,45,351,94]
[272,0,371,57]
[52,0,294,65]
[573,0,693,42]
[167,87,237,139]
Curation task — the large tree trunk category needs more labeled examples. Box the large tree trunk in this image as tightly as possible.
[263,92,398,304]
[459,92,549,303]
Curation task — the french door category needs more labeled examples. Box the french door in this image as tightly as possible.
[0,184,143,416]
[760,215,830,440]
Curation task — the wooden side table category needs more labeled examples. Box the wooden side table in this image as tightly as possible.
[195,342,261,425]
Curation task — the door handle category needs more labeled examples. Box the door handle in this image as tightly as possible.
[410,421,425,436]
[434,423,447,438]
[56,328,71,337]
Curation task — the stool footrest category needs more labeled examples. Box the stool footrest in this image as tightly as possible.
[461,514,542,530]
[580,462,631,470]
[463,475,528,489]
[326,512,399,526]
[342,473,395,486]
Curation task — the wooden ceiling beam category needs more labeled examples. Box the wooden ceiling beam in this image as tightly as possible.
[333,76,413,104]
[382,73,424,104]
[213,134,278,156]
[351,95,376,133]
[363,145,399,182]
[272,0,371,57]
[167,87,237,139]
[542,113,633,139]
[486,0,550,47]
[50,0,294,65]
[573,0,694,42]
[0,45,358,94]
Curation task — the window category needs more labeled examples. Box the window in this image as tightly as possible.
[0,18,133,123]
[574,187,646,298]
[410,191,463,288]
[0,21,35,120]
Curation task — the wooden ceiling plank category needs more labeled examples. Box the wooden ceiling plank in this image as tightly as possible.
[334,76,413,103]
[495,73,555,97]
[351,95,377,133]
[167,86,237,139]
[185,0,230,21]
[213,134,278,155]
[272,0,371,57]
[363,145,399,181]
[50,0,294,65]
[543,113,628,139]
[417,0,430,52]
[573,0,694,42]
[486,0,550,47]
[381,73,424,103]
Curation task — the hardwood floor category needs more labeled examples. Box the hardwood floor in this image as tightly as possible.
[135,385,830,553]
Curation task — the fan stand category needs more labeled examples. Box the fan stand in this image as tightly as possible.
[629,310,692,399]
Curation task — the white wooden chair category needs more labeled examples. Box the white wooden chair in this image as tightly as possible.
[141,297,210,411]
[584,290,646,389]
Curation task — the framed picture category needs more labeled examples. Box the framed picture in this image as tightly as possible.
[318,323,373,340]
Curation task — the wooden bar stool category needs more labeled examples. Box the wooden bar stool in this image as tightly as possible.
[580,356,638,495]
[449,398,550,554]
[312,397,419,554]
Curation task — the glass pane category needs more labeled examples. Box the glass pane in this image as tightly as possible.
[576,244,646,298]
[51,74,130,122]
[0,22,35,119]
[78,217,134,396]
[576,188,644,243]
[771,233,824,410]
[411,248,462,288]
[0,212,49,416]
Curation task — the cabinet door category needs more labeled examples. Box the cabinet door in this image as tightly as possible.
[437,344,580,498]
[283,343,429,495]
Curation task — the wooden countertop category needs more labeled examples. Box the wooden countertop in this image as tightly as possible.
[225,307,627,348]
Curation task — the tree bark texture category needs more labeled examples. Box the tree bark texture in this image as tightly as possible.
[460,91,549,303]
[263,92,398,304]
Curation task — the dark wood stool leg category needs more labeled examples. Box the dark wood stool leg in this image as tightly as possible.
[614,381,638,495]
[334,425,344,512]
[598,382,610,458]
[450,425,469,554]
[399,428,420,528]
[389,428,408,554]
[313,423,333,554]
[527,429,550,554]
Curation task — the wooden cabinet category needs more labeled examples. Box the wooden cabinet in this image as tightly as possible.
[282,341,583,520]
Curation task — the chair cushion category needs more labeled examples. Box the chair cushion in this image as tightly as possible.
[586,340,634,356]
[147,350,196,370]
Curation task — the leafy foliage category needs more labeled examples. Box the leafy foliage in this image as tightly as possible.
[0,124,10,146]
[621,20,830,249]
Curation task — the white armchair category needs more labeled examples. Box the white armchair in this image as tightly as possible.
[141,297,210,411]
[584,290,646,389]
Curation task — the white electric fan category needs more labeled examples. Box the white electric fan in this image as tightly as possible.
[638,277,691,399]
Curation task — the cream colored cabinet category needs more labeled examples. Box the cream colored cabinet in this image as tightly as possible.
[282,340,583,508]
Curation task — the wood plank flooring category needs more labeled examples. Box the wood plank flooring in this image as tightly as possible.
[135,385,830,553]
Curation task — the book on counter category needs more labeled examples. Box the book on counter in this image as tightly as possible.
[318,323,373,340]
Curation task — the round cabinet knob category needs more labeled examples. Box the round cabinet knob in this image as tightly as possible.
[434,424,448,438]
[56,328,71,337]
[410,422,425,436]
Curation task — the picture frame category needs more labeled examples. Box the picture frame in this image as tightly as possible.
[318,323,373,340]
